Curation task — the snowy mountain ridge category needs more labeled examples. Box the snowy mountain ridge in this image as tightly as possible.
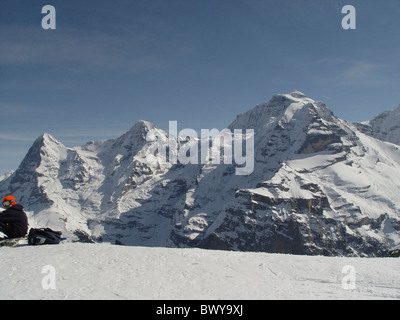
[1,91,400,256]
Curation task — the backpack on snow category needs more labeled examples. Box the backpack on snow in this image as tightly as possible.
[28,228,63,245]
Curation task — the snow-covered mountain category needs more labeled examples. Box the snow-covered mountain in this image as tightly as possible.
[0,170,14,182]
[356,104,400,145]
[1,91,400,256]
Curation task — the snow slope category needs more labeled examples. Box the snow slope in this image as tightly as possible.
[0,243,399,300]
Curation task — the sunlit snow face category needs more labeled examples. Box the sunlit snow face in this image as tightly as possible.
[145,121,255,176]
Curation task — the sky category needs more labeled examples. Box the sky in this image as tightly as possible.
[1,0,400,174]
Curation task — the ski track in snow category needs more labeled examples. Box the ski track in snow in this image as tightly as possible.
[1,243,399,300]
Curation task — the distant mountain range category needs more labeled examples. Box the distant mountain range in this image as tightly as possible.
[1,91,400,256]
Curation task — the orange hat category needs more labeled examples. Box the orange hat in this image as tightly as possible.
[2,195,17,207]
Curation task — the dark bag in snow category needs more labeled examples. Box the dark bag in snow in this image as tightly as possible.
[28,228,63,245]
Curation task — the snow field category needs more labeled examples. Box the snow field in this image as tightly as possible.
[1,243,399,300]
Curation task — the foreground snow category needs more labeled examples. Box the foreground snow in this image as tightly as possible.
[0,243,399,300]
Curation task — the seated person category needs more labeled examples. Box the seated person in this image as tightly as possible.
[0,195,29,239]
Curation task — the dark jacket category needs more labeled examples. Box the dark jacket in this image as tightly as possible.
[0,204,29,238]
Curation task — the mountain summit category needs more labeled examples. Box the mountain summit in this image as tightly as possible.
[1,92,400,256]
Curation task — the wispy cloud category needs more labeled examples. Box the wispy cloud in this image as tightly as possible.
[0,25,189,73]
[306,58,388,87]
[339,61,386,85]
[0,127,123,146]
[0,132,38,143]
[0,102,44,117]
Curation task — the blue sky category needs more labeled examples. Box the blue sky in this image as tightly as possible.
[1,0,400,174]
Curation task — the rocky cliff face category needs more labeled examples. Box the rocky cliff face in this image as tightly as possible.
[194,92,400,256]
[1,91,400,256]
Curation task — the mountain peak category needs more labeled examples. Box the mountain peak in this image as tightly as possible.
[111,120,157,155]
[37,132,61,146]
[130,120,156,133]
[24,132,63,158]
[229,91,322,131]
[121,120,156,140]
[289,90,307,99]
[273,90,313,102]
